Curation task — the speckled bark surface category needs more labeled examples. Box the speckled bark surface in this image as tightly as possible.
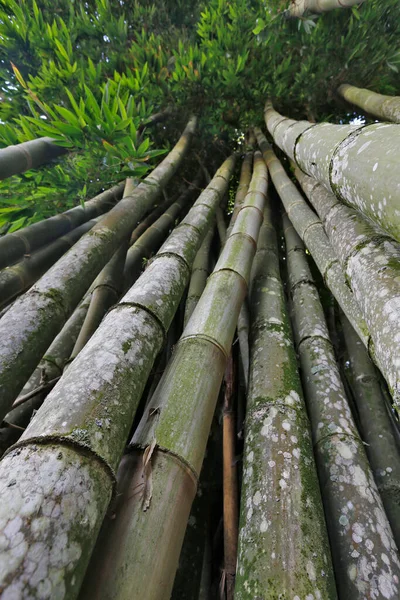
[285,218,400,600]
[339,84,400,125]
[236,206,336,600]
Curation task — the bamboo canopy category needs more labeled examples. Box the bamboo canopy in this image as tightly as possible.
[264,102,400,243]
[0,136,67,180]
[0,117,196,421]
[284,214,400,599]
[338,83,400,124]
[0,155,235,598]
[295,168,400,411]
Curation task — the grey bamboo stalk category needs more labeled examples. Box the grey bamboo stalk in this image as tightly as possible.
[286,0,363,17]
[295,168,400,410]
[284,214,400,599]
[255,127,370,347]
[78,152,267,600]
[226,151,253,238]
[264,102,400,243]
[0,155,235,599]
[340,311,400,547]
[235,204,336,600]
[338,83,400,124]
[4,295,92,429]
[123,173,203,293]
[0,136,67,180]
[0,216,100,309]
[183,224,214,326]
[0,182,124,270]
[0,116,196,420]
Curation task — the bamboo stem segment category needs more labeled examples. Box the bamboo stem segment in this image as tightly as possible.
[286,0,363,17]
[284,214,400,599]
[0,155,234,599]
[0,117,196,420]
[338,83,400,124]
[0,136,67,180]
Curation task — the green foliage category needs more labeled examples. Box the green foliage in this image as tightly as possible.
[0,0,399,230]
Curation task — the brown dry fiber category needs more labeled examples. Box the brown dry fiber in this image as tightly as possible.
[0,182,124,269]
[338,83,400,124]
[0,117,196,421]
[295,168,400,412]
[235,203,336,600]
[284,214,400,599]
[264,102,400,243]
[0,155,234,600]
[79,152,267,600]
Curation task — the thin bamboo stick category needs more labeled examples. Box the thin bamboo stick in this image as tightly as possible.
[0,117,196,420]
[78,152,266,600]
[0,155,235,599]
[0,182,124,269]
[235,203,336,599]
[284,214,400,599]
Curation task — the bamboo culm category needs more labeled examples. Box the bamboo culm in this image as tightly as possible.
[0,136,67,181]
[0,216,100,309]
[0,182,124,270]
[264,102,400,243]
[0,155,235,599]
[0,117,196,421]
[340,312,400,548]
[284,214,400,599]
[338,83,400,124]
[286,0,363,17]
[235,203,336,599]
[254,128,370,347]
[295,168,400,410]
[78,152,267,600]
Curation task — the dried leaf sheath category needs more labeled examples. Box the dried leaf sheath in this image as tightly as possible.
[0,155,234,599]
[78,152,267,600]
[235,203,336,600]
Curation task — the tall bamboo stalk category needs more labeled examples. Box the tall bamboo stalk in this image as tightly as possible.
[0,117,196,420]
[0,156,235,599]
[255,127,370,347]
[284,214,400,599]
[295,167,400,410]
[235,203,336,599]
[340,311,400,548]
[184,224,214,326]
[286,0,363,17]
[226,151,253,238]
[264,102,400,243]
[0,216,100,309]
[78,152,267,600]
[0,136,67,180]
[0,182,124,270]
[338,83,400,124]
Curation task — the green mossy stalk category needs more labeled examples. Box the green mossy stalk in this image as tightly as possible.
[184,224,214,326]
[0,182,124,270]
[340,312,400,548]
[255,127,369,347]
[264,103,400,243]
[0,117,196,421]
[338,83,400,124]
[295,168,400,410]
[226,151,253,238]
[287,0,362,17]
[78,153,267,600]
[0,217,99,309]
[284,215,400,599]
[0,155,235,599]
[235,204,336,600]
[0,136,67,181]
